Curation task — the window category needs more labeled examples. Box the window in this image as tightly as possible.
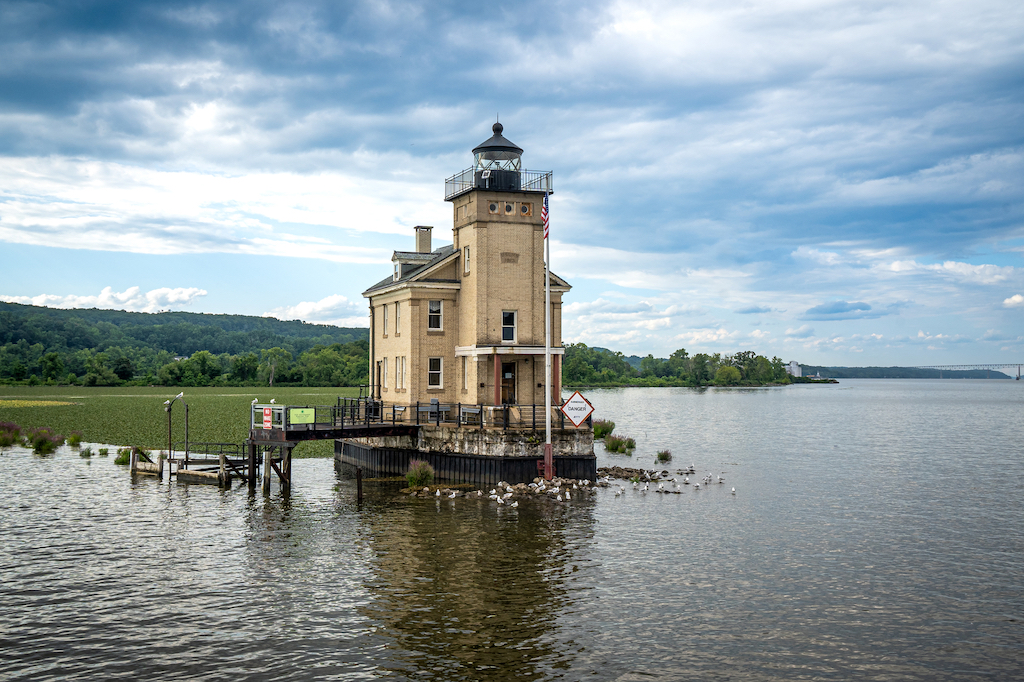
[502,310,517,343]
[428,357,443,388]
[382,304,389,335]
[462,355,468,390]
[463,246,470,275]
[393,262,400,281]
[428,300,442,330]
[395,302,401,335]
[395,356,401,389]
[382,357,388,389]
[401,356,406,389]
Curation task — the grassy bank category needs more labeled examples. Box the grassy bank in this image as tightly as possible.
[0,386,361,458]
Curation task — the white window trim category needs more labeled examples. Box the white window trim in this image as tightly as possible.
[383,305,389,336]
[501,310,517,344]
[428,300,443,331]
[395,302,401,335]
[382,357,388,389]
[462,355,468,390]
[401,356,407,389]
[463,246,470,275]
[428,357,443,388]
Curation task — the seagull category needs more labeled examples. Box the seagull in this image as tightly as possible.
[448,491,456,499]
[556,494,563,502]
[497,496,505,505]
[270,398,276,404]
[566,491,571,500]
[694,483,700,490]
[731,487,736,495]
[490,489,497,495]
[510,501,519,508]
[503,492,513,499]
[176,392,184,399]
[435,489,441,497]
[251,398,258,405]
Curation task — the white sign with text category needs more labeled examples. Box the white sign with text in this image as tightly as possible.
[560,391,594,428]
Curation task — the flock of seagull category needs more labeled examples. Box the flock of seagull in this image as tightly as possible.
[607,465,736,498]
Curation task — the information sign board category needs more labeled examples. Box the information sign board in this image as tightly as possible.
[560,391,594,428]
[289,408,315,425]
[263,407,272,429]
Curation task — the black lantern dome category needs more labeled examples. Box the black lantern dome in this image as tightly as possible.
[471,122,523,191]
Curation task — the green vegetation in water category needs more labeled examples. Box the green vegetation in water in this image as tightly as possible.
[114,447,131,465]
[28,426,64,454]
[98,448,109,457]
[406,459,435,487]
[80,446,93,458]
[656,449,672,463]
[605,435,636,454]
[0,421,20,449]
[67,431,82,448]
[593,419,615,439]
[0,386,360,457]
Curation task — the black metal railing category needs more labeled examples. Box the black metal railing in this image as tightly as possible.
[444,167,553,201]
[252,397,591,432]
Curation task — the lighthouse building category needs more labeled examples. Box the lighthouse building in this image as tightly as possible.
[363,123,569,408]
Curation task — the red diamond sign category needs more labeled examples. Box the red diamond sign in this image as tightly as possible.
[560,391,594,428]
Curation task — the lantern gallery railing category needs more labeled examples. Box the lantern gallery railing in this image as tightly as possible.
[251,398,590,433]
[444,168,553,201]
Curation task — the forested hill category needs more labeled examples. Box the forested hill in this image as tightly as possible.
[801,365,1012,379]
[0,302,368,387]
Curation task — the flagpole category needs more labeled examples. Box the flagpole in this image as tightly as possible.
[544,190,553,480]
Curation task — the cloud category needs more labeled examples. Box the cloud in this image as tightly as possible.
[262,294,367,327]
[1004,294,1024,308]
[1,286,207,312]
[884,260,1016,285]
[805,300,871,317]
[736,305,771,314]
[785,325,815,338]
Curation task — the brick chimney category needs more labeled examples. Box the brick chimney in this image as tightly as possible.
[415,226,432,254]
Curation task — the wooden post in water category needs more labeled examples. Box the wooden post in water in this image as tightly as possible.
[262,446,272,493]
[282,446,292,492]
[129,446,138,475]
[247,440,257,490]
[356,467,363,503]
[218,453,227,488]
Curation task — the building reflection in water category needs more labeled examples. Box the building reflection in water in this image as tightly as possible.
[358,495,598,680]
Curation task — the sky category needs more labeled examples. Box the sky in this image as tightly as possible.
[1,0,1023,366]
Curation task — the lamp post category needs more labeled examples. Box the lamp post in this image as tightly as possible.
[164,392,185,466]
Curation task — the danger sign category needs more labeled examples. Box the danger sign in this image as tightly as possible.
[560,391,594,428]
[263,407,272,429]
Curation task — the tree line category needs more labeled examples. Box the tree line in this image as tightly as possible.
[0,302,368,387]
[562,344,791,386]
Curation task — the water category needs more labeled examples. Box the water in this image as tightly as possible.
[2,380,1022,680]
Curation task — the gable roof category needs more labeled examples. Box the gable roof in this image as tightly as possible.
[363,243,572,298]
[363,244,458,296]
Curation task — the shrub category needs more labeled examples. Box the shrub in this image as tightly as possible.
[593,419,615,439]
[605,435,636,454]
[29,427,64,455]
[67,432,83,448]
[0,421,21,449]
[406,459,435,487]
[114,447,132,465]
[656,450,672,463]
[80,446,93,458]
[98,448,109,457]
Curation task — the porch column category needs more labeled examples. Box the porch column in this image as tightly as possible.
[493,350,501,406]
[553,354,561,405]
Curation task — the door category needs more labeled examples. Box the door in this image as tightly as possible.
[501,361,517,404]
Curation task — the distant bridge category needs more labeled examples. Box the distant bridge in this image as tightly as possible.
[914,364,1022,379]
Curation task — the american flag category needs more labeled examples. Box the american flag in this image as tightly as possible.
[542,193,549,239]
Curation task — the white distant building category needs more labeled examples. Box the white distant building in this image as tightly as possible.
[786,361,802,377]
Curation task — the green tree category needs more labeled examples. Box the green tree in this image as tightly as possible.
[112,357,135,381]
[714,365,742,385]
[231,353,259,382]
[260,347,292,387]
[41,352,65,381]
